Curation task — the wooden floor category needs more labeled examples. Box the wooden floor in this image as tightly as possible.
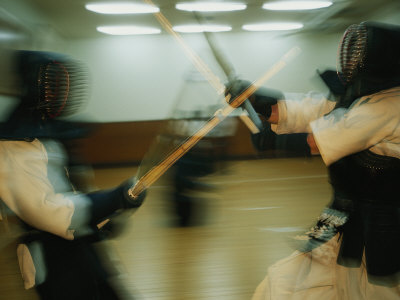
[0,156,332,300]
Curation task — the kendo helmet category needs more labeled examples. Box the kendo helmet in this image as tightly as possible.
[336,21,400,100]
[14,50,89,122]
[0,50,90,140]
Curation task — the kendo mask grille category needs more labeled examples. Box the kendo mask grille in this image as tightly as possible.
[17,51,89,121]
[37,58,88,119]
[337,23,368,85]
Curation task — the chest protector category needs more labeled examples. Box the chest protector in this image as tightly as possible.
[328,150,400,284]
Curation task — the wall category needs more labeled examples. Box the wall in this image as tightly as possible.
[61,29,341,165]
[1,1,399,165]
[64,30,339,123]
[76,116,256,166]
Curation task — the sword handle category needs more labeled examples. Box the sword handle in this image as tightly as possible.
[242,100,264,131]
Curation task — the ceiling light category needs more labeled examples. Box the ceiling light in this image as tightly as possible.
[173,24,232,33]
[176,2,247,12]
[0,31,22,40]
[242,22,304,31]
[85,3,159,14]
[96,26,161,35]
[262,1,332,11]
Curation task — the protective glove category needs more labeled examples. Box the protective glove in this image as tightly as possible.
[225,79,283,120]
[86,178,146,226]
[250,120,277,152]
[251,122,311,157]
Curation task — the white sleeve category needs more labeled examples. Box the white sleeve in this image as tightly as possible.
[271,91,336,134]
[0,140,91,240]
[310,91,400,166]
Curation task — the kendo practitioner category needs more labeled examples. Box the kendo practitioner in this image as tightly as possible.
[227,21,400,299]
[167,111,224,227]
[0,50,146,299]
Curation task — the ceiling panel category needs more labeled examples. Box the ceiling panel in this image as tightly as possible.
[2,0,400,39]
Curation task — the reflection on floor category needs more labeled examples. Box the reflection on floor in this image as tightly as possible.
[0,156,331,300]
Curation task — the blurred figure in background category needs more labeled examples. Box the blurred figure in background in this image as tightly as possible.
[170,136,217,227]
[228,21,400,299]
[135,68,238,228]
[168,110,237,227]
[0,50,146,299]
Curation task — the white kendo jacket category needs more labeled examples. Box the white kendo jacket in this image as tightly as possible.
[0,139,93,240]
[0,138,93,288]
[272,86,400,165]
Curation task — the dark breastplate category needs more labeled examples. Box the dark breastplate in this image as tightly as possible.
[329,150,400,205]
[328,150,400,282]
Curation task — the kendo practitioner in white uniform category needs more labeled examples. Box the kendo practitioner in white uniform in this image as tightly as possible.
[228,21,400,299]
[0,51,146,299]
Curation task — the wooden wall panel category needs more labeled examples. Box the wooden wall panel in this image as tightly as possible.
[77,117,258,166]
